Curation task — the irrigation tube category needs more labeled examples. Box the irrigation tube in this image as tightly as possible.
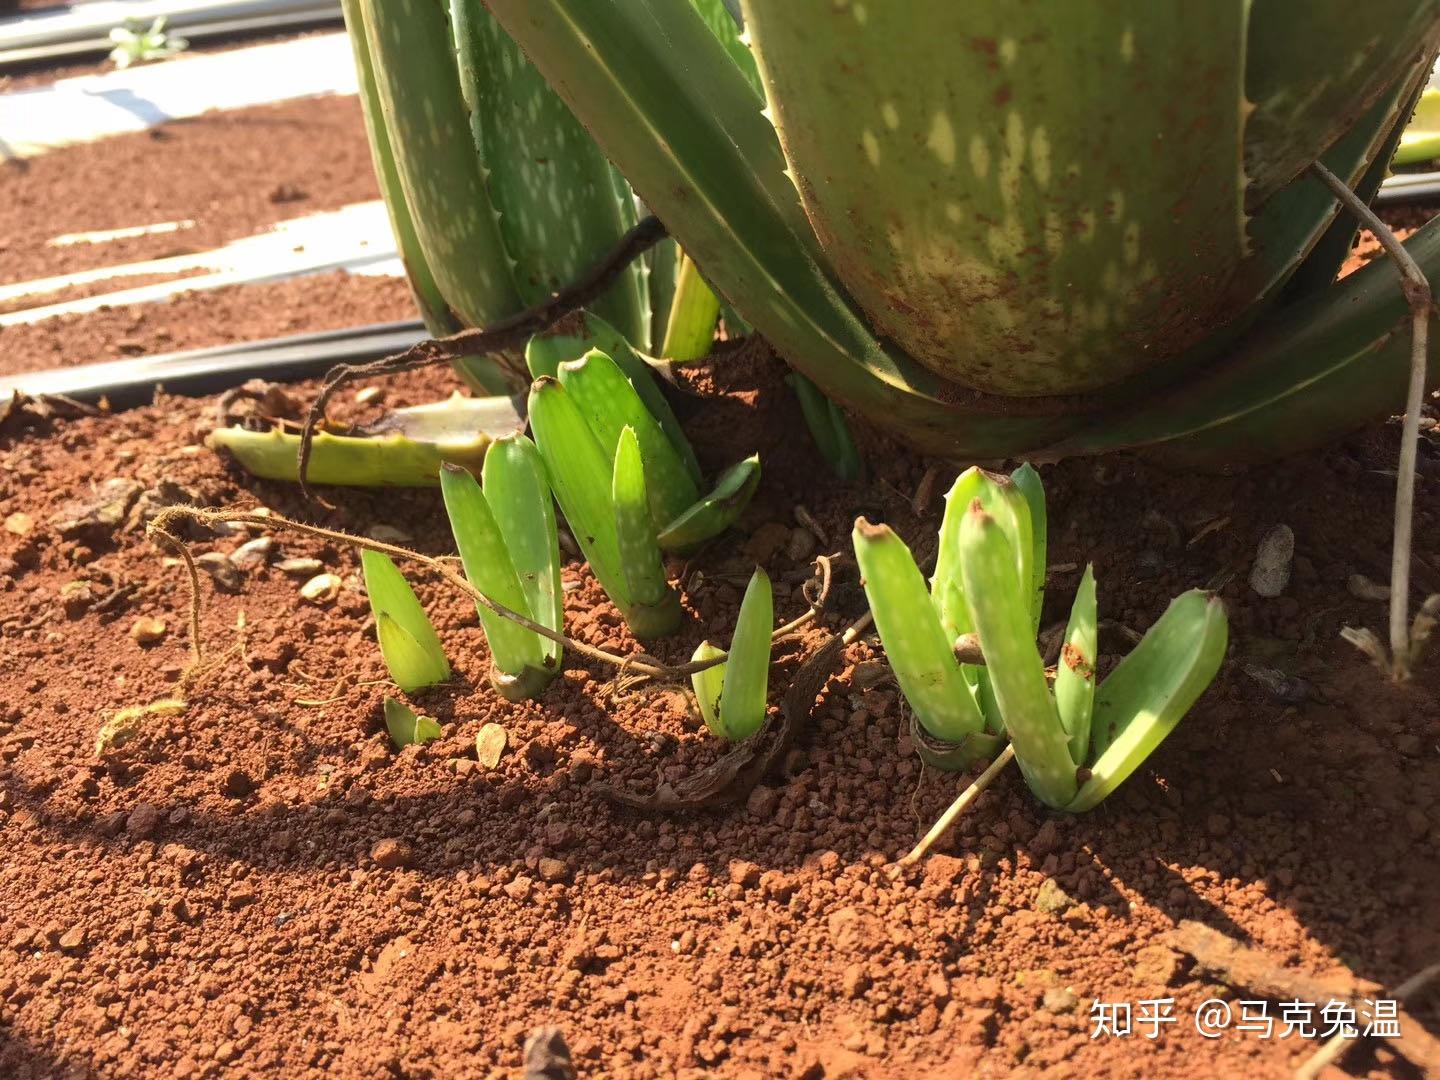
[4,319,425,408]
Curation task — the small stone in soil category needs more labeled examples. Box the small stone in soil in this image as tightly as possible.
[195,552,243,593]
[276,558,323,576]
[125,803,164,839]
[537,858,569,883]
[1347,573,1390,601]
[229,537,273,571]
[1249,524,1295,598]
[370,838,412,869]
[475,723,507,768]
[299,573,342,604]
[57,926,86,954]
[1034,878,1076,915]
[130,616,167,645]
[4,512,33,536]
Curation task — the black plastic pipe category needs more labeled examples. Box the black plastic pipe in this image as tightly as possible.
[4,319,425,408]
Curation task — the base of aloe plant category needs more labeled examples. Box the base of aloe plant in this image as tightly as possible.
[909,715,1005,773]
[623,592,684,641]
[488,661,559,702]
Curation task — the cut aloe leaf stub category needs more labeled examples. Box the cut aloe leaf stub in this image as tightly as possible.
[1054,564,1098,767]
[690,640,727,737]
[715,568,773,742]
[1069,591,1228,812]
[611,426,682,639]
[438,463,550,690]
[558,349,700,526]
[383,696,442,749]
[361,550,451,692]
[852,517,985,745]
[480,434,564,665]
[958,505,1075,810]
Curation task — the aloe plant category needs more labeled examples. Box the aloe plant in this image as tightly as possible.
[527,349,761,637]
[853,467,1228,811]
[360,550,451,693]
[440,435,563,700]
[691,568,774,741]
[474,0,1439,465]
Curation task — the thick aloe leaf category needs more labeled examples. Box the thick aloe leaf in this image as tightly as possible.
[528,378,629,608]
[1054,565,1097,768]
[659,255,722,361]
[526,312,700,481]
[743,1,1245,396]
[481,435,563,664]
[558,350,700,527]
[450,0,648,344]
[339,0,457,336]
[958,508,1074,809]
[692,0,761,94]
[932,468,1031,643]
[383,696,442,749]
[357,0,519,328]
[1058,217,1440,464]
[717,569,773,741]
[690,640,727,735]
[1244,0,1440,205]
[852,519,984,745]
[362,550,451,692]
[1071,591,1227,812]
[482,0,1081,457]
[611,427,682,639]
[655,455,760,554]
[439,463,549,682]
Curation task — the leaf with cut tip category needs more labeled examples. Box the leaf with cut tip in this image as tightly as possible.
[933,468,1031,642]
[690,640,726,735]
[526,312,701,482]
[612,426,682,639]
[959,508,1074,809]
[481,434,563,663]
[1054,564,1097,767]
[656,455,760,553]
[361,550,450,692]
[716,568,772,741]
[559,349,700,526]
[439,463,548,681]
[527,377,629,608]
[852,518,984,745]
[383,696,442,749]
[1070,591,1227,812]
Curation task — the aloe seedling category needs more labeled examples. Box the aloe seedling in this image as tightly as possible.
[854,466,1228,811]
[787,371,861,482]
[440,435,563,700]
[527,347,762,635]
[383,697,442,749]
[691,569,774,741]
[361,549,451,692]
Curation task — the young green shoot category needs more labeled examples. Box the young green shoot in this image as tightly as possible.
[690,568,773,741]
[787,371,862,482]
[613,426,683,637]
[383,697,442,749]
[854,465,1229,811]
[440,434,562,699]
[360,549,451,693]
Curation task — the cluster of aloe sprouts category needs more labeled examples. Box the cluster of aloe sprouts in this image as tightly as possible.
[853,466,1228,812]
[526,337,759,639]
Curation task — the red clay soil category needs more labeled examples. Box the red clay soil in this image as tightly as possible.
[0,93,380,287]
[0,271,418,375]
[0,341,1437,1077]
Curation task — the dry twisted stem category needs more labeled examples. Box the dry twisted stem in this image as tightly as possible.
[146,504,829,688]
[295,215,668,501]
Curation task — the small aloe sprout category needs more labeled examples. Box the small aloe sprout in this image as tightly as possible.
[690,569,773,741]
[786,371,862,482]
[527,345,763,637]
[383,697,442,749]
[439,434,563,700]
[360,549,451,693]
[854,465,1228,811]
